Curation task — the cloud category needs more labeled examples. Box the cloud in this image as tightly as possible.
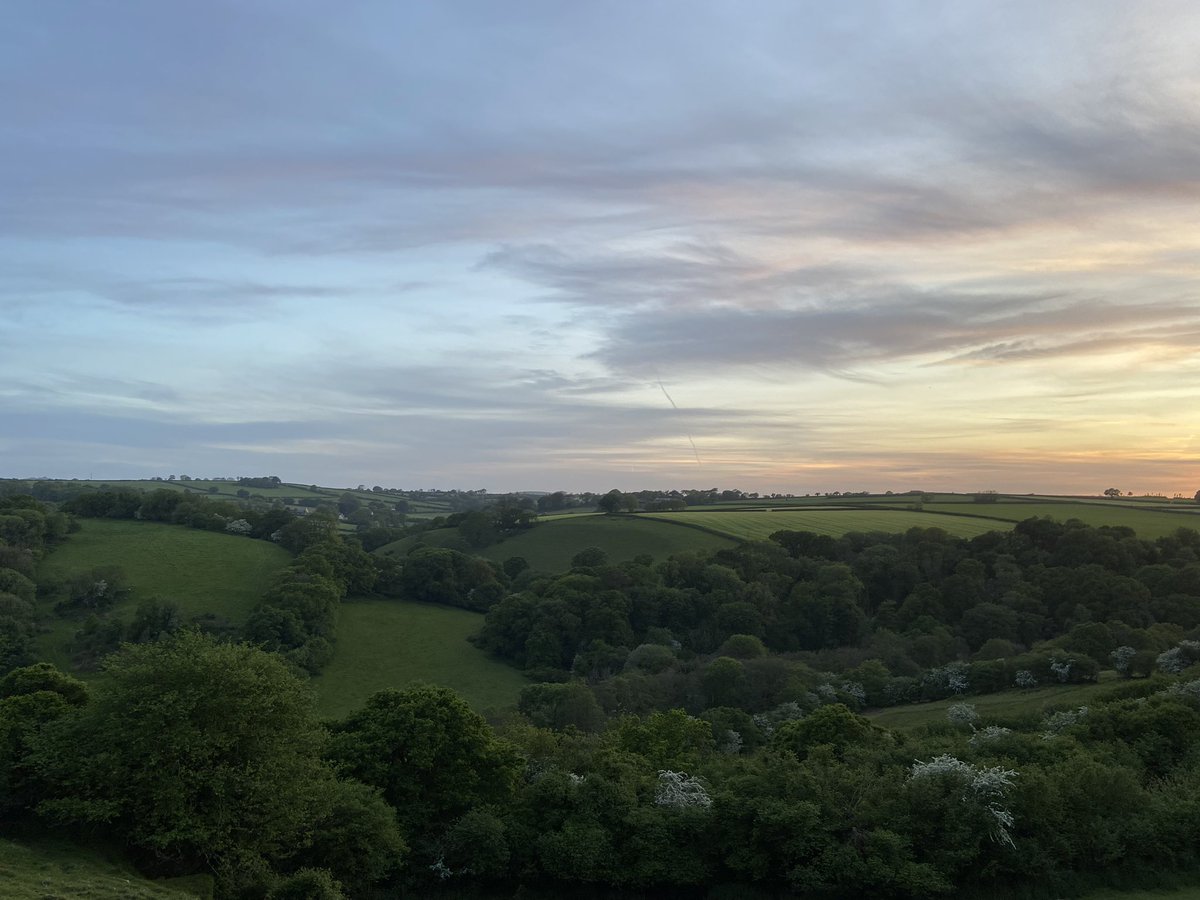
[590,291,1200,376]
[3,2,1200,493]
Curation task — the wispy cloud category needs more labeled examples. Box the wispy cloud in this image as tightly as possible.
[2,1,1199,492]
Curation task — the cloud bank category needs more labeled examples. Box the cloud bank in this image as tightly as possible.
[1,1,1198,493]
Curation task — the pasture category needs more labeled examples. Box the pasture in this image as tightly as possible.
[1082,888,1200,900]
[375,526,471,557]
[478,514,736,571]
[866,677,1118,731]
[313,598,527,718]
[920,501,1200,539]
[34,519,290,672]
[377,514,738,572]
[639,508,1013,542]
[0,838,204,899]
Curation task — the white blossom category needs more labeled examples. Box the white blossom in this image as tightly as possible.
[1041,706,1089,739]
[947,702,979,729]
[1049,658,1074,683]
[840,680,867,707]
[1157,641,1200,675]
[225,518,253,535]
[969,725,1012,747]
[911,754,1018,847]
[429,856,454,880]
[1164,678,1200,703]
[1015,670,1038,689]
[1110,645,1137,674]
[924,662,969,695]
[655,770,712,808]
[752,700,805,737]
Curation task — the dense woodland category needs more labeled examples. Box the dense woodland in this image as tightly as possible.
[4,488,1200,898]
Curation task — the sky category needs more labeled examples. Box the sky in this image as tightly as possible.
[2,1,1199,495]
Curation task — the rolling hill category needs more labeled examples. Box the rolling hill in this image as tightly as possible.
[0,838,207,899]
[34,519,290,673]
[638,507,1014,541]
[376,513,738,572]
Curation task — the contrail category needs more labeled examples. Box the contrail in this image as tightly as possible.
[658,379,703,466]
[657,379,679,410]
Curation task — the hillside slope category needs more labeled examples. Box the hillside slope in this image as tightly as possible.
[376,514,737,572]
[0,838,207,899]
[35,519,290,672]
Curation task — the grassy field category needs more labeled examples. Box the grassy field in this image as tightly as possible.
[0,838,207,899]
[375,526,471,557]
[919,501,1200,538]
[480,515,736,571]
[640,508,1014,542]
[866,677,1118,731]
[34,519,290,672]
[1081,888,1200,900]
[313,598,528,718]
[376,515,738,572]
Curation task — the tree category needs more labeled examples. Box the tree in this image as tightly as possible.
[276,510,341,553]
[518,682,605,732]
[399,547,503,611]
[30,631,331,873]
[0,663,90,819]
[571,547,608,569]
[1103,488,1122,498]
[597,489,626,514]
[770,703,877,759]
[326,685,521,840]
[702,656,747,707]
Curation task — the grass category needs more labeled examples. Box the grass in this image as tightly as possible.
[0,838,206,899]
[478,515,736,571]
[375,527,472,557]
[866,677,1118,731]
[377,515,738,572]
[312,598,528,718]
[640,508,1013,542]
[919,502,1200,538]
[1080,888,1200,900]
[377,515,737,573]
[34,519,290,673]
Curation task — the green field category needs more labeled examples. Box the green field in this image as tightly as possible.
[375,526,472,557]
[0,838,205,899]
[313,598,528,718]
[1081,888,1200,900]
[34,519,290,672]
[866,677,1118,731]
[919,502,1200,539]
[377,514,738,572]
[640,508,1013,542]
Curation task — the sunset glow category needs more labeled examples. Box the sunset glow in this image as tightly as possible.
[2,1,1198,494]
